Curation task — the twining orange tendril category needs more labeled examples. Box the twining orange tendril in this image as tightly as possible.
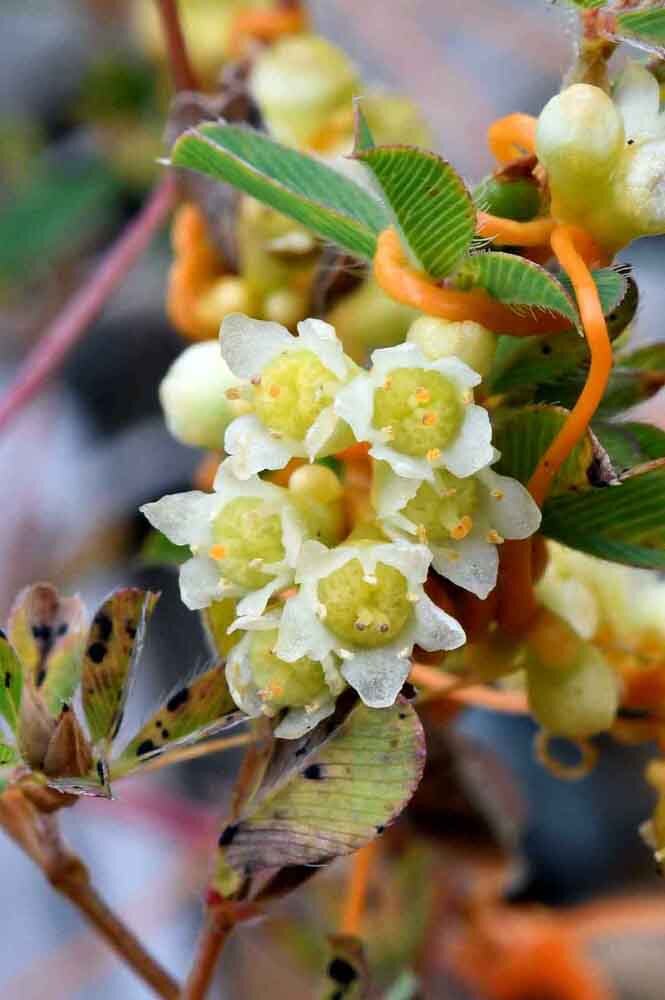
[487,113,537,165]
[340,840,379,936]
[409,663,528,715]
[373,229,568,337]
[528,225,612,507]
[229,7,308,57]
[476,212,555,247]
[167,203,222,342]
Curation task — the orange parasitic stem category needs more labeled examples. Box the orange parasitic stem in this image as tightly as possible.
[409,663,528,714]
[373,229,568,337]
[340,840,379,936]
[476,211,555,247]
[487,113,537,165]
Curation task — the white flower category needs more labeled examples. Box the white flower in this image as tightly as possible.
[613,62,665,144]
[244,538,465,709]
[220,314,355,479]
[140,461,307,613]
[374,462,541,599]
[225,614,344,739]
[333,343,493,482]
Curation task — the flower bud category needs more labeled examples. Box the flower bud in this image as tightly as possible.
[326,278,419,363]
[537,84,624,186]
[159,342,247,450]
[195,276,255,332]
[407,316,497,378]
[250,34,359,146]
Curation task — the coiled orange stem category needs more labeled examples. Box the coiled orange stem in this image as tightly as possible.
[487,112,537,164]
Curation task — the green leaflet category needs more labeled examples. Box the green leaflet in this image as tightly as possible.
[0,635,22,732]
[81,589,159,747]
[458,252,579,326]
[353,102,376,154]
[356,145,475,278]
[592,422,665,473]
[559,267,631,324]
[535,366,663,418]
[617,9,665,48]
[213,697,425,896]
[616,342,665,372]
[0,743,19,766]
[140,529,189,567]
[493,405,593,495]
[111,663,241,777]
[542,462,665,569]
[7,584,86,712]
[172,123,389,261]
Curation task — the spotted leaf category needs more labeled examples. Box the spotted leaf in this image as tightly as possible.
[7,583,86,711]
[0,634,23,732]
[111,662,242,777]
[81,589,159,747]
[213,694,425,896]
[323,935,370,1000]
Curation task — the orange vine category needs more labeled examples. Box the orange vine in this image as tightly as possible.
[487,112,537,164]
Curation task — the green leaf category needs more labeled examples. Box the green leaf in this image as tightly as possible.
[0,743,19,766]
[0,160,119,286]
[542,462,665,568]
[140,529,189,567]
[172,124,389,261]
[7,584,86,712]
[457,252,579,326]
[356,145,475,277]
[559,267,630,325]
[213,695,425,897]
[493,404,593,495]
[0,636,22,733]
[616,342,665,372]
[473,176,541,222]
[111,663,241,777]
[353,101,376,154]
[81,589,159,747]
[617,9,665,48]
[535,365,662,418]
[591,421,665,473]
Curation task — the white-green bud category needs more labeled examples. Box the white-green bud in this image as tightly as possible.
[407,316,497,378]
[159,342,247,450]
[537,83,624,186]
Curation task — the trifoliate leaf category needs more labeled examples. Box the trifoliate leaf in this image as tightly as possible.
[617,8,665,51]
[7,584,86,713]
[356,145,475,278]
[542,461,665,568]
[213,695,425,896]
[111,663,242,777]
[0,635,22,733]
[457,252,579,326]
[81,589,159,747]
[493,405,594,495]
[172,123,389,261]
[592,421,665,473]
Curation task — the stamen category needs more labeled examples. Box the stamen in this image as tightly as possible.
[415,386,431,404]
[487,529,505,544]
[426,448,441,463]
[250,375,262,386]
[337,648,354,660]
[209,544,226,560]
[269,429,283,439]
[249,557,264,569]
[316,601,327,620]
[225,387,242,400]
[383,376,393,390]
[422,411,438,427]
[363,573,378,585]
[491,488,504,500]
[268,384,281,398]
[450,515,473,541]
[462,389,473,404]
[380,424,394,441]
[416,524,428,544]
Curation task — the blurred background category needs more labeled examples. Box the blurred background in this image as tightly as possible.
[1,1,664,997]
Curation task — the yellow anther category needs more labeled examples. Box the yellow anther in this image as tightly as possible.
[209,544,227,560]
[486,529,505,544]
[225,387,242,400]
[269,429,283,439]
[415,386,431,404]
[363,573,378,585]
[491,488,504,500]
[422,411,438,427]
[462,389,473,404]
[450,515,473,540]
[337,648,353,660]
[268,383,281,398]
[441,487,458,498]
[250,374,262,386]
[426,448,441,463]
[383,376,393,390]
[416,524,428,544]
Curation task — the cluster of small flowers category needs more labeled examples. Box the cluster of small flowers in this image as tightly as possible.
[144,311,542,738]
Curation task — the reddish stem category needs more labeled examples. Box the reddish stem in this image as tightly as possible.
[0,175,176,436]
[155,0,200,91]
[183,910,235,1000]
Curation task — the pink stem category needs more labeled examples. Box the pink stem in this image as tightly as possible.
[0,173,177,435]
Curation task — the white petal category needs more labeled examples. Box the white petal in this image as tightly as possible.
[225,639,263,717]
[235,574,288,622]
[370,442,433,482]
[432,355,482,389]
[140,491,220,547]
[296,318,348,380]
[432,536,499,599]
[275,592,334,662]
[477,468,542,539]
[224,414,299,478]
[220,314,293,379]
[374,540,431,586]
[179,556,223,610]
[305,405,339,459]
[369,342,427,379]
[340,647,411,708]
[413,595,465,651]
[374,466,420,519]
[274,699,336,739]
[614,63,662,141]
[333,375,374,443]
[439,404,493,478]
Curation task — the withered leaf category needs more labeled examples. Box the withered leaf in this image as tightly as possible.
[81,589,159,747]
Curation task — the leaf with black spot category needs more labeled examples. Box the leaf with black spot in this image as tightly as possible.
[323,935,369,1000]
[212,694,425,897]
[7,583,86,712]
[81,589,159,748]
[0,633,23,732]
[110,662,242,777]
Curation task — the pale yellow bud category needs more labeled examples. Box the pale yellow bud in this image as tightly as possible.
[407,316,496,378]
